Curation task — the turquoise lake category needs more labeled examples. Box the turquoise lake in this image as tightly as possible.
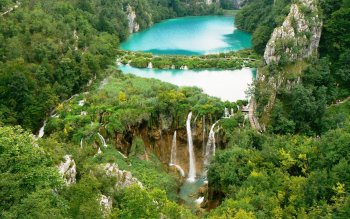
[119,65,255,102]
[119,16,254,102]
[121,16,252,55]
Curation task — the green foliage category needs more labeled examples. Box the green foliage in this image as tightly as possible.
[235,0,291,54]
[62,175,103,219]
[0,0,220,133]
[208,124,350,218]
[0,126,68,218]
[320,2,350,99]
[118,185,194,219]
[118,49,262,70]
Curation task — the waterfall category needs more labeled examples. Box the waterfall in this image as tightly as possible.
[169,131,186,177]
[224,108,230,118]
[169,164,186,177]
[147,62,153,69]
[37,120,47,138]
[203,122,218,170]
[202,115,206,156]
[186,112,196,182]
[170,131,177,165]
[195,197,204,205]
[231,108,234,116]
[80,138,83,148]
[98,133,107,147]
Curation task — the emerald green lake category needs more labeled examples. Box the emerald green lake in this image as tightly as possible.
[119,16,254,102]
[121,16,251,55]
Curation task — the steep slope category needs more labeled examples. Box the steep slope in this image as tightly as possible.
[0,0,220,132]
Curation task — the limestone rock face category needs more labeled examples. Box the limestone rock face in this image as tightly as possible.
[58,155,77,185]
[101,163,143,189]
[127,5,140,33]
[264,0,322,65]
[100,195,112,217]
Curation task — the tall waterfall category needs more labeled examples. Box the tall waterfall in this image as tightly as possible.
[170,131,177,165]
[186,112,196,182]
[204,122,218,169]
[38,120,47,138]
[98,133,108,147]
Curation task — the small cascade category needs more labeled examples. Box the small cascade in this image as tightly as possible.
[98,133,108,147]
[231,108,234,116]
[80,138,83,148]
[97,147,102,154]
[37,120,47,138]
[186,112,196,182]
[169,164,186,177]
[195,197,204,205]
[78,100,85,106]
[170,131,177,165]
[203,122,218,171]
[224,107,230,118]
[147,62,153,69]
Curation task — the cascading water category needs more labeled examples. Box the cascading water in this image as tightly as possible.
[80,138,83,148]
[147,62,153,69]
[170,131,177,165]
[224,107,230,118]
[38,120,47,138]
[98,133,108,147]
[203,121,218,172]
[186,112,196,182]
[169,131,186,177]
[195,197,204,205]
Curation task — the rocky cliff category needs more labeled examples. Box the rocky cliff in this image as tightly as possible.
[254,0,322,128]
[264,0,322,65]
[100,163,143,189]
[58,155,77,185]
[126,5,140,34]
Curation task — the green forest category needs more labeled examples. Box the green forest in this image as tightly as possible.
[1,0,350,218]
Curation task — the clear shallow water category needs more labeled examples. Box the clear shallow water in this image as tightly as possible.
[119,65,255,102]
[121,16,251,55]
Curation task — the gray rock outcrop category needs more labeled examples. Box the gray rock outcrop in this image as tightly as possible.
[101,163,143,189]
[264,0,322,65]
[100,195,113,217]
[58,155,77,185]
[127,5,140,33]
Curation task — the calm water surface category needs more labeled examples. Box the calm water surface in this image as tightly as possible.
[119,16,254,102]
[121,16,251,55]
[119,65,255,102]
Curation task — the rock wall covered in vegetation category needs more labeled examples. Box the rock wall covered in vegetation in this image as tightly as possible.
[264,0,322,65]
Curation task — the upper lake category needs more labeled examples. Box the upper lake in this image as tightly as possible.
[119,16,254,102]
[120,16,252,55]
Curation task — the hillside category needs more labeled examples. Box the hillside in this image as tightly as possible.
[1,0,350,218]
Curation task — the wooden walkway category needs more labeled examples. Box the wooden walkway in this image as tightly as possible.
[248,97,262,132]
